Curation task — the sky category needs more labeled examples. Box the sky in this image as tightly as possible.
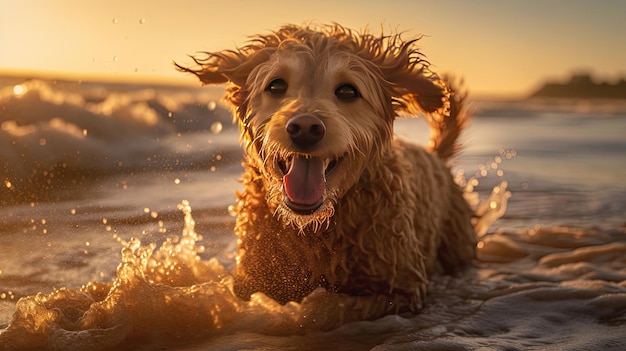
[1,0,625,97]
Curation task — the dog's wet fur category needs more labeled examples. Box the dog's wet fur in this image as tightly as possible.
[177,24,475,319]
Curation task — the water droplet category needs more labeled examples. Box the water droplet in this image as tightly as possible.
[228,205,237,217]
[207,101,217,111]
[174,178,181,185]
[112,18,118,24]
[210,121,223,134]
[139,18,146,24]
[113,56,119,63]
[12,84,26,96]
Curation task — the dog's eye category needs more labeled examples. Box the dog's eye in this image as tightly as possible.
[266,79,288,95]
[335,84,360,101]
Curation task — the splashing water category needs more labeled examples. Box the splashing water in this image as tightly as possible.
[2,200,414,350]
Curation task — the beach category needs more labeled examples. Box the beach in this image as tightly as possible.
[0,78,625,350]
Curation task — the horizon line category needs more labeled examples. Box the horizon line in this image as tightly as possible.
[0,68,526,100]
[0,68,199,87]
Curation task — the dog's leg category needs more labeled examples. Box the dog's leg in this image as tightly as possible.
[437,179,476,272]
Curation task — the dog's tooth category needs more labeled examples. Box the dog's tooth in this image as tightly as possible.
[285,154,293,168]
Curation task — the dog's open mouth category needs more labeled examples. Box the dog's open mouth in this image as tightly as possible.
[277,155,340,214]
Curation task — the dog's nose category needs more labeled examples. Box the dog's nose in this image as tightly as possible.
[286,114,326,149]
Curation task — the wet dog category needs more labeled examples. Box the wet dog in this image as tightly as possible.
[177,24,475,319]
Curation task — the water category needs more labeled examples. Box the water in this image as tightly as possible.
[0,79,625,350]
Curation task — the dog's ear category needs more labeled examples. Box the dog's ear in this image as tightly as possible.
[386,69,447,115]
[360,35,447,116]
[175,49,272,105]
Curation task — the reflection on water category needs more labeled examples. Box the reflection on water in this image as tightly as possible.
[0,78,625,349]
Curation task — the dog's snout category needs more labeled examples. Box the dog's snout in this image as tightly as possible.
[286,114,326,148]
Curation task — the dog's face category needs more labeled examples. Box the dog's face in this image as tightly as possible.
[177,25,447,230]
[242,45,396,229]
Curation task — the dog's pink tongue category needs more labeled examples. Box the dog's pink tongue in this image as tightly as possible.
[283,156,325,207]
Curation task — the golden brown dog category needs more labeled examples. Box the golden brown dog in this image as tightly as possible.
[177,24,475,319]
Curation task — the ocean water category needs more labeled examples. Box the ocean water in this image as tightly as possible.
[0,79,625,350]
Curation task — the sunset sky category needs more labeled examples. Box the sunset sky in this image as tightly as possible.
[1,0,625,97]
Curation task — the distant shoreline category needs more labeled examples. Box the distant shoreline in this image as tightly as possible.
[528,73,626,100]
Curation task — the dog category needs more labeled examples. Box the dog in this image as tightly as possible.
[176,24,475,319]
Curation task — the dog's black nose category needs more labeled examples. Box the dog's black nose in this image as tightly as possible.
[286,114,326,149]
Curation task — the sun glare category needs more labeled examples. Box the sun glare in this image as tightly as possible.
[13,84,26,96]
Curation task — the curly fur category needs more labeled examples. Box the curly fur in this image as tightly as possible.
[176,23,475,319]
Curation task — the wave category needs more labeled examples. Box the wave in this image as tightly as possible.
[0,79,239,204]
